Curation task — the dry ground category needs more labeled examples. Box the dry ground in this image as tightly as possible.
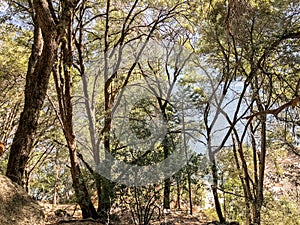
[41,202,208,225]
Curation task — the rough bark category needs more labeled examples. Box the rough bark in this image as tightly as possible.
[6,0,57,186]
[53,0,99,219]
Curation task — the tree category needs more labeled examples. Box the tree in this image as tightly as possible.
[4,0,98,218]
[51,0,99,219]
[195,0,300,223]
[6,0,58,186]
[73,0,192,219]
[0,22,29,154]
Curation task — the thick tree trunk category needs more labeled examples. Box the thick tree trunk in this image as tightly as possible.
[6,0,57,186]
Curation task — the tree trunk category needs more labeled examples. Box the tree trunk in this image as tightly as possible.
[232,138,253,225]
[68,136,99,219]
[209,151,225,223]
[251,73,268,225]
[163,134,171,210]
[253,115,266,225]
[176,177,181,209]
[52,0,98,219]
[232,135,253,224]
[161,104,172,211]
[75,11,103,213]
[53,148,60,205]
[6,0,57,186]
[98,114,114,218]
[163,177,171,210]
[187,171,193,215]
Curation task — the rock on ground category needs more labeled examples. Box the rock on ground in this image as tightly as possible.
[0,175,45,225]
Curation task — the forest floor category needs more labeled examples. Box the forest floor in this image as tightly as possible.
[42,202,209,225]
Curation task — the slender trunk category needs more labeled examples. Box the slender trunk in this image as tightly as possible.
[98,93,114,217]
[163,177,171,210]
[99,0,116,214]
[6,0,57,186]
[98,92,114,218]
[232,135,252,224]
[81,72,103,212]
[100,117,113,217]
[209,149,225,223]
[82,71,103,212]
[53,0,98,219]
[253,115,266,225]
[223,189,226,220]
[181,100,192,215]
[187,171,193,215]
[250,122,259,225]
[163,134,171,210]
[25,170,30,193]
[161,102,171,210]
[76,16,103,212]
[53,148,60,205]
[53,47,99,220]
[68,137,98,218]
[251,73,267,225]
[176,177,181,209]
[53,170,58,205]
[94,173,102,212]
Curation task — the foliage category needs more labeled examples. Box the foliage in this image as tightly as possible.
[0,0,299,224]
[0,22,29,143]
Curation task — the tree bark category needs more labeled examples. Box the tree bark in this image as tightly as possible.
[6,0,57,186]
[163,177,171,210]
[176,177,181,209]
[209,149,225,223]
[187,170,193,215]
[163,134,171,210]
[52,0,99,219]
[253,115,266,225]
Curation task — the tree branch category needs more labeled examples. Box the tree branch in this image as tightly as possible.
[244,96,300,120]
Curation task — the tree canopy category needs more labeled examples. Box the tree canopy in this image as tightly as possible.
[0,0,299,224]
